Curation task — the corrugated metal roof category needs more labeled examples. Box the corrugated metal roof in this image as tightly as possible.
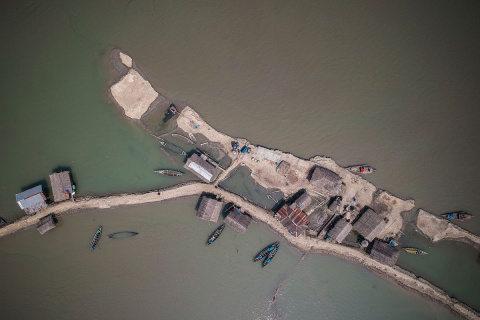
[17,194,45,211]
[255,146,282,163]
[188,162,213,182]
[15,185,43,202]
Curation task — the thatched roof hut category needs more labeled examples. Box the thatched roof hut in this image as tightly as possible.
[184,153,221,183]
[369,240,400,266]
[224,207,252,234]
[15,185,47,215]
[275,203,309,237]
[49,171,73,202]
[309,166,343,196]
[352,208,386,241]
[37,213,57,234]
[196,197,223,222]
[327,219,352,243]
[293,192,313,212]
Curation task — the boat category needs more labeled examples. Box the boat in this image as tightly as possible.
[441,211,473,221]
[346,165,376,174]
[163,104,178,122]
[403,247,428,255]
[108,231,139,239]
[205,224,225,246]
[253,242,279,262]
[171,133,194,145]
[90,226,102,250]
[0,216,6,228]
[159,141,187,156]
[153,169,184,177]
[262,243,279,268]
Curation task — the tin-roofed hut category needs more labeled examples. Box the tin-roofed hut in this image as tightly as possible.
[184,153,221,183]
[37,213,57,234]
[224,206,252,234]
[352,208,386,242]
[196,196,223,222]
[49,171,73,202]
[326,219,352,243]
[369,240,400,266]
[15,185,47,215]
[275,203,309,237]
[309,167,343,196]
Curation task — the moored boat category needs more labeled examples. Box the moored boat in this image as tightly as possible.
[90,226,102,250]
[253,242,279,262]
[171,133,195,145]
[262,243,279,268]
[346,165,376,174]
[153,169,184,177]
[441,211,473,221]
[205,224,225,246]
[403,247,428,255]
[108,231,139,239]
[159,141,187,156]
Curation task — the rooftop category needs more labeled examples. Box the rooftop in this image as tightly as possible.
[15,185,47,215]
[327,218,353,243]
[37,213,57,234]
[369,240,400,266]
[49,171,73,202]
[309,166,343,196]
[184,153,221,183]
[275,203,309,237]
[196,196,223,222]
[224,207,252,234]
[353,208,386,242]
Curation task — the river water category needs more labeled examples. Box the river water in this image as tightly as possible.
[1,0,479,318]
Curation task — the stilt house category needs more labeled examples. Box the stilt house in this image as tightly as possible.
[326,218,352,243]
[224,206,252,234]
[196,196,223,223]
[275,203,309,237]
[37,213,57,234]
[49,171,73,202]
[309,166,343,196]
[352,208,386,242]
[369,240,400,266]
[15,185,47,215]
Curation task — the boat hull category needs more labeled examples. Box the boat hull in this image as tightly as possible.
[253,242,279,262]
[90,226,102,250]
[403,247,428,255]
[262,243,279,267]
[108,231,139,239]
[206,224,225,246]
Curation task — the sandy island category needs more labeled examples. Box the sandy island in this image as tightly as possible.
[1,50,479,320]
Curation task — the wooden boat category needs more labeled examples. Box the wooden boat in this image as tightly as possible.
[262,243,279,268]
[0,216,6,228]
[171,133,194,145]
[403,247,428,255]
[159,141,186,156]
[441,211,473,221]
[153,169,184,177]
[205,224,225,246]
[346,165,376,174]
[90,226,102,250]
[253,242,279,262]
[108,231,139,239]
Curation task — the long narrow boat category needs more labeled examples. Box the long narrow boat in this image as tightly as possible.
[346,165,376,174]
[108,231,139,239]
[159,141,187,156]
[253,242,279,262]
[441,211,473,221]
[205,224,225,246]
[403,247,428,255]
[262,243,279,268]
[90,226,102,250]
[153,169,184,177]
[171,133,195,145]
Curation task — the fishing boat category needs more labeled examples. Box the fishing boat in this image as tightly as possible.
[90,226,102,250]
[205,224,225,246]
[253,242,279,262]
[153,169,184,177]
[403,247,428,255]
[441,211,473,221]
[171,133,195,145]
[108,231,139,239]
[159,141,187,156]
[0,216,6,228]
[346,165,376,174]
[262,243,279,268]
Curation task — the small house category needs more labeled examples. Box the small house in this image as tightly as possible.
[293,192,313,212]
[224,206,252,234]
[37,213,57,234]
[369,240,400,266]
[49,171,73,202]
[309,166,343,196]
[275,203,309,237]
[352,208,386,242]
[326,218,352,243]
[15,185,47,215]
[196,196,223,222]
[184,153,221,183]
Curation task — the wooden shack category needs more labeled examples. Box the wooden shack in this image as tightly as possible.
[184,153,221,183]
[369,240,400,266]
[309,166,343,196]
[15,185,47,215]
[275,203,309,237]
[49,171,73,202]
[327,218,352,243]
[224,206,252,234]
[196,196,223,222]
[293,192,313,212]
[352,208,386,242]
[37,213,57,234]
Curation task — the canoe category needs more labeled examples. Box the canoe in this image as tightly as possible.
[253,242,279,262]
[346,165,376,174]
[441,211,473,221]
[171,133,194,145]
[159,141,186,156]
[90,226,102,250]
[262,243,279,268]
[108,231,139,239]
[205,224,225,246]
[153,170,184,177]
[403,247,428,255]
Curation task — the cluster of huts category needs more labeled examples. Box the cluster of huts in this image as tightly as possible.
[14,171,74,235]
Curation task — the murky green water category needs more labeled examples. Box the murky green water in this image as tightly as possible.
[1,0,479,318]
